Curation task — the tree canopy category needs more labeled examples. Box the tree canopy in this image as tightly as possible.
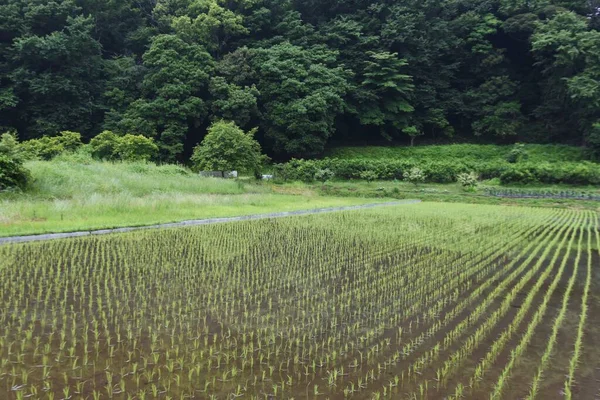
[1,0,599,160]
[191,120,265,175]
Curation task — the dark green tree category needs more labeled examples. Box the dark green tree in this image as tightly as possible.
[0,1,105,139]
[118,34,214,161]
[249,42,351,157]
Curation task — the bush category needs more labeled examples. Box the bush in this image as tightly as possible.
[404,167,426,186]
[90,130,120,160]
[191,121,266,177]
[506,143,529,163]
[21,131,83,160]
[0,133,30,190]
[116,134,159,162]
[90,131,158,162]
[500,168,537,184]
[457,172,479,191]
[359,170,378,182]
[314,168,335,183]
[274,157,600,186]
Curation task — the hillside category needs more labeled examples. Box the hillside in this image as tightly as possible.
[326,144,588,163]
[1,1,599,161]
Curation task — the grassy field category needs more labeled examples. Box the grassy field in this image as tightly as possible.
[0,159,388,237]
[326,144,587,162]
[1,203,598,399]
[275,179,600,211]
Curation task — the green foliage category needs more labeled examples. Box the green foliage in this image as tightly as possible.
[191,121,265,175]
[118,34,214,161]
[0,154,29,190]
[328,144,585,163]
[0,132,22,160]
[404,167,426,186]
[589,123,600,160]
[89,131,120,160]
[248,43,351,157]
[358,52,414,140]
[359,170,379,182]
[116,134,159,162]
[209,77,259,127]
[20,131,83,160]
[275,155,600,186]
[2,0,600,158]
[0,132,29,190]
[457,172,479,191]
[314,168,335,183]
[90,130,159,161]
[1,2,105,138]
[506,143,530,163]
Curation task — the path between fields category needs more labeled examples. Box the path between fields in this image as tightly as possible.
[0,200,421,245]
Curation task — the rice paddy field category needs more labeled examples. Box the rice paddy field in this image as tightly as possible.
[0,203,599,400]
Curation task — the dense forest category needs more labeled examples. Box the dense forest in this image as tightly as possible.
[1,0,599,161]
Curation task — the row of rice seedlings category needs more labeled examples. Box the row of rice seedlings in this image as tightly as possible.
[563,213,598,399]
[452,211,582,399]
[0,204,590,399]
[525,211,591,399]
[336,239,521,396]
[488,211,584,399]
[402,209,574,399]
[297,227,502,396]
[335,209,564,397]
[304,208,544,380]
[0,206,489,397]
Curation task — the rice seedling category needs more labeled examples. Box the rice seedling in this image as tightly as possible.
[0,203,596,399]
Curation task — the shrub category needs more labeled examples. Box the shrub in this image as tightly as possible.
[90,131,158,162]
[21,131,83,160]
[457,172,479,191]
[500,167,537,184]
[404,167,426,186]
[116,134,159,162]
[274,157,600,186]
[191,121,267,177]
[0,133,30,190]
[0,132,22,159]
[314,168,335,183]
[90,130,120,160]
[505,143,529,163]
[359,170,378,182]
[588,122,600,161]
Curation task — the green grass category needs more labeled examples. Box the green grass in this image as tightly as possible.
[279,180,600,211]
[326,144,587,163]
[0,159,389,237]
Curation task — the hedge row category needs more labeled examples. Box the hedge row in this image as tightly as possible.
[274,158,600,185]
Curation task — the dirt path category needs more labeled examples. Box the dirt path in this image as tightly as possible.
[0,200,421,245]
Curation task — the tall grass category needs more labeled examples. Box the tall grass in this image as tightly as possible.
[22,158,246,199]
[0,157,383,236]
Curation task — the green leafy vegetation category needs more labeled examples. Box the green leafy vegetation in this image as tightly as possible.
[1,204,598,398]
[90,131,159,162]
[191,121,266,177]
[0,133,29,190]
[1,1,600,160]
[274,157,600,185]
[327,144,586,163]
[275,144,600,185]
